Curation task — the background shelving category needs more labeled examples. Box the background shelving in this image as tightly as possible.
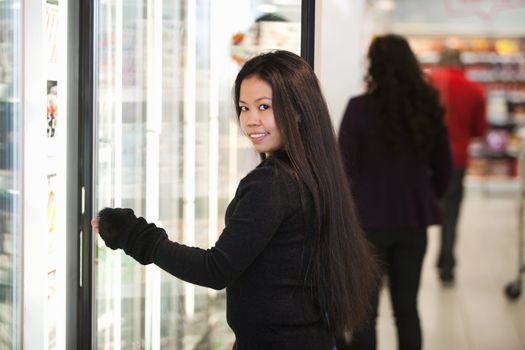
[409,36,525,179]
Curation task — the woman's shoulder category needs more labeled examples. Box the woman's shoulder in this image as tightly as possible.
[349,93,368,104]
[343,94,370,119]
[244,159,275,183]
[340,94,370,134]
[240,154,297,193]
[236,154,300,213]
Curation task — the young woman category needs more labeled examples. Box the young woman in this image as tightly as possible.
[338,35,452,350]
[92,50,378,349]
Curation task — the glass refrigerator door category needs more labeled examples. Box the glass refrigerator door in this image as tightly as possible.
[0,1,21,349]
[94,1,303,348]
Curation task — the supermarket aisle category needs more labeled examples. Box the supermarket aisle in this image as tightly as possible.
[377,187,525,350]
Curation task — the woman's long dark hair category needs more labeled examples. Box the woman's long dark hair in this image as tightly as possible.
[367,34,445,155]
[234,50,379,335]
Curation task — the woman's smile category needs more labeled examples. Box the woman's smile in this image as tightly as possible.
[248,131,270,143]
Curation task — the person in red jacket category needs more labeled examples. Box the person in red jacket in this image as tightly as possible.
[429,48,487,285]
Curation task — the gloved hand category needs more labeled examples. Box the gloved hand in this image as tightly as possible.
[96,207,168,265]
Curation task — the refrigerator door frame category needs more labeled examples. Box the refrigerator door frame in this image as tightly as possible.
[302,0,316,67]
[76,1,316,349]
[77,0,96,348]
[66,0,80,347]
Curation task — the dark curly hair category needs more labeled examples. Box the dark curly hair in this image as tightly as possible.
[366,34,445,156]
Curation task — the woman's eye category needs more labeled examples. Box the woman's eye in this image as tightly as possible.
[259,104,270,111]
[239,106,248,112]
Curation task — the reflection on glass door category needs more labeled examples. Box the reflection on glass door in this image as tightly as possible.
[0,1,21,349]
[94,1,302,349]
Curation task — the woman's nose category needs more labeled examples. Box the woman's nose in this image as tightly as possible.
[246,111,261,125]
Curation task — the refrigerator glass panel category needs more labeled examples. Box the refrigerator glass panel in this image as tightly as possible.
[95,1,301,348]
[0,0,21,349]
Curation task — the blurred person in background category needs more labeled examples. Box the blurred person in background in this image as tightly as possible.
[91,50,379,350]
[338,34,452,350]
[429,48,487,286]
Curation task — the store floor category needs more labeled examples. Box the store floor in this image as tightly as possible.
[377,186,525,350]
[200,186,525,350]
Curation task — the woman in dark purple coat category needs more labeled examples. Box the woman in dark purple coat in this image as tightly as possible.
[338,34,452,350]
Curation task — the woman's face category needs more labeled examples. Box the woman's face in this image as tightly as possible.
[239,75,283,155]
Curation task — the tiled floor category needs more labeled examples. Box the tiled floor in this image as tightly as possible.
[200,185,525,350]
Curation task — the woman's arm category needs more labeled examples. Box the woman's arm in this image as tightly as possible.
[94,166,291,290]
[338,97,363,184]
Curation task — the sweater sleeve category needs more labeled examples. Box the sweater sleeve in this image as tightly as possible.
[97,207,168,265]
[153,166,290,290]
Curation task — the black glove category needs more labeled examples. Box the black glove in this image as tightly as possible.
[97,207,168,265]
